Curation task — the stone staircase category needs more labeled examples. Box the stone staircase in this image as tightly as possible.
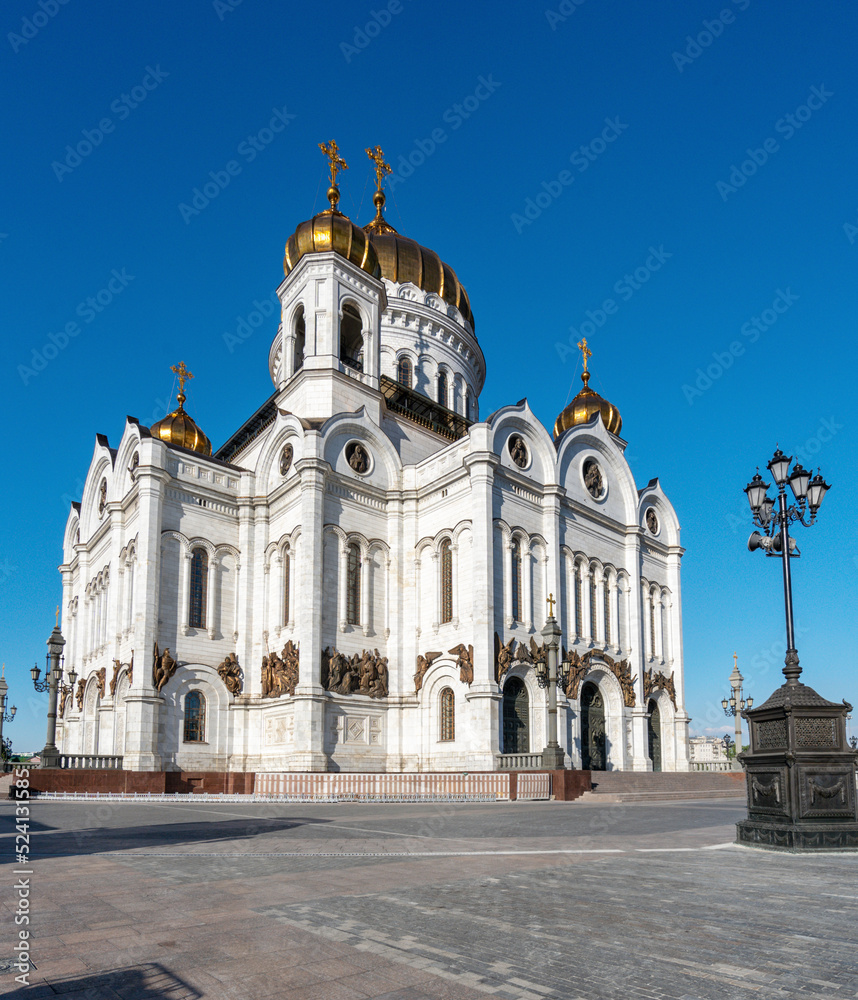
[577,769,746,803]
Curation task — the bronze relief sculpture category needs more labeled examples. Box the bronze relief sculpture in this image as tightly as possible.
[643,668,676,708]
[583,459,603,499]
[152,643,177,692]
[321,646,388,698]
[261,641,300,697]
[95,666,106,700]
[448,643,474,686]
[415,650,442,693]
[645,508,659,534]
[217,652,242,695]
[279,443,293,476]
[75,678,86,711]
[508,434,528,469]
[346,442,370,474]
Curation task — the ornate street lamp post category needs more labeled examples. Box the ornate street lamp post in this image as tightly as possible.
[0,664,18,762]
[30,613,72,769]
[721,653,752,771]
[535,595,570,770]
[736,448,858,851]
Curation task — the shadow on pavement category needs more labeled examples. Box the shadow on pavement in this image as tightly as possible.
[4,962,202,998]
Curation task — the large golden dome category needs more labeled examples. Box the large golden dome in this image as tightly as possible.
[150,363,212,456]
[363,192,474,330]
[554,346,622,440]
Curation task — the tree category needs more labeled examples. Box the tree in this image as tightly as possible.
[723,733,735,758]
[0,736,12,762]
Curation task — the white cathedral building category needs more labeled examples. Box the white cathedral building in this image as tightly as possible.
[55,146,690,774]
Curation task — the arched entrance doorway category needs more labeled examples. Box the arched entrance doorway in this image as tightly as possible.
[648,699,662,772]
[502,677,529,754]
[581,682,606,770]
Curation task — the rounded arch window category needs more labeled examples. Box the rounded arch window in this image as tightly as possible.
[397,356,413,389]
[437,370,449,409]
[439,687,455,742]
[183,690,206,743]
[440,538,453,624]
[293,305,306,372]
[346,542,361,626]
[189,548,208,629]
[340,302,364,371]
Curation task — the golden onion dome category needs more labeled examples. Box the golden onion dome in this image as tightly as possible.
[284,207,380,280]
[553,347,622,440]
[363,189,474,330]
[150,362,212,456]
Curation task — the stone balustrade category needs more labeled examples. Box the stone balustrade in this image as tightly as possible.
[57,754,123,770]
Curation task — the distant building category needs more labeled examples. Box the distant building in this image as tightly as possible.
[689,736,727,762]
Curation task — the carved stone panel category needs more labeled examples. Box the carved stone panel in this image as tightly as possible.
[264,714,294,746]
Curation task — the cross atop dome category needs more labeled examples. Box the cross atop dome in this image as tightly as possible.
[364,144,397,235]
[171,360,193,407]
[319,140,348,212]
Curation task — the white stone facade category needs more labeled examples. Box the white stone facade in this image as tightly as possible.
[55,240,690,774]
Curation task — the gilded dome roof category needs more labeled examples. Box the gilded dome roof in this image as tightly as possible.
[150,363,212,456]
[363,190,474,330]
[554,369,622,440]
[284,209,380,279]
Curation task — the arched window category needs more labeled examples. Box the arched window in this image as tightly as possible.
[590,576,598,640]
[125,558,134,630]
[649,593,657,659]
[439,687,455,742]
[294,306,305,372]
[283,549,291,625]
[440,539,453,624]
[340,303,364,371]
[183,691,205,742]
[575,568,583,636]
[511,539,522,623]
[438,371,448,409]
[604,579,612,645]
[397,356,412,389]
[346,543,361,626]
[189,548,208,629]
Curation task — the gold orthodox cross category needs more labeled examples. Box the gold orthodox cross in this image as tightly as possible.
[577,338,592,371]
[55,605,60,625]
[365,145,391,192]
[171,361,193,395]
[547,593,556,616]
[320,140,348,187]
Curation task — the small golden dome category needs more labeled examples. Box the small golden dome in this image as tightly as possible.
[150,362,212,456]
[553,342,622,439]
[284,208,380,279]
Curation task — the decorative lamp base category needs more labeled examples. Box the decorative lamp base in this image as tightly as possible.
[737,818,858,852]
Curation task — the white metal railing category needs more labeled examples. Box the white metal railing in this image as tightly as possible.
[57,754,123,770]
[690,760,736,772]
[497,753,544,770]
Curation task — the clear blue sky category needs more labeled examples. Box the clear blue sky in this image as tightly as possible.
[3,0,856,751]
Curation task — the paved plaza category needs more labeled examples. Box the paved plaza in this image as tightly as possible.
[2,795,858,999]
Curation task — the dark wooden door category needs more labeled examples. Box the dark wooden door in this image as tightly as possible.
[581,682,606,770]
[648,700,662,772]
[502,677,529,754]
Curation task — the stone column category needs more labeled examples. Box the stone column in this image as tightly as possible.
[463,449,501,768]
[123,458,168,771]
[291,453,328,770]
